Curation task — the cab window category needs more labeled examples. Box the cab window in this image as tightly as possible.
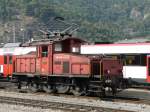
[72,47,79,53]
[54,43,62,52]
[42,46,48,57]
[9,56,12,64]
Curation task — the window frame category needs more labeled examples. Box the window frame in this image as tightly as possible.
[4,56,7,64]
[9,56,13,64]
[54,43,62,52]
[41,46,48,57]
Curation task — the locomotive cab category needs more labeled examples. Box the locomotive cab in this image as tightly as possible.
[35,37,87,76]
[36,44,53,75]
[54,37,85,54]
[90,57,123,78]
[89,57,124,96]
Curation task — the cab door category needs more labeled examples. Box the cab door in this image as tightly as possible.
[147,56,150,83]
[40,46,49,75]
[37,45,52,75]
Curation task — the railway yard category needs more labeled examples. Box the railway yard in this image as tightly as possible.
[0,82,149,112]
[0,35,150,112]
[1,1,150,111]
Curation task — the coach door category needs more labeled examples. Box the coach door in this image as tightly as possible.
[3,55,13,77]
[147,56,150,83]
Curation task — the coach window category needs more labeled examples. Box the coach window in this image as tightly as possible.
[140,54,146,66]
[9,56,12,64]
[42,46,48,57]
[125,55,146,66]
[4,56,7,64]
[125,55,138,65]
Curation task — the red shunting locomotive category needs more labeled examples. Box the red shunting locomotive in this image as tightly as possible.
[11,36,125,97]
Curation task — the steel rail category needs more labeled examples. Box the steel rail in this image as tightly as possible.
[0,96,130,112]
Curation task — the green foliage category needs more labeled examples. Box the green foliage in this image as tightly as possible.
[0,0,150,42]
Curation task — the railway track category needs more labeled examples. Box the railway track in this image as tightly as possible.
[0,89,149,112]
[0,96,130,112]
[2,88,150,106]
[0,82,150,112]
[10,90,150,105]
[131,85,150,90]
[2,86,150,105]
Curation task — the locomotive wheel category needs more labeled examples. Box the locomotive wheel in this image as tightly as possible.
[56,85,70,94]
[28,83,39,93]
[71,86,83,96]
[43,84,54,93]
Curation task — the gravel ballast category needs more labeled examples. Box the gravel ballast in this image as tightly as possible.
[0,103,64,112]
[0,90,149,112]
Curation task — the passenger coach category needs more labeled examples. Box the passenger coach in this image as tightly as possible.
[0,43,36,78]
[81,43,150,84]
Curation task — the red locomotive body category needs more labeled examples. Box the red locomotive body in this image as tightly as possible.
[11,36,125,97]
[101,59,122,76]
[53,53,91,76]
[15,55,36,74]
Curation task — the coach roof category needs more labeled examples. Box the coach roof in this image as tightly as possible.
[3,43,21,48]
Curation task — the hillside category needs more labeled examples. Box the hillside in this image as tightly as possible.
[0,0,150,43]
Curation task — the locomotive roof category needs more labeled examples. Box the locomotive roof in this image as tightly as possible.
[22,36,87,46]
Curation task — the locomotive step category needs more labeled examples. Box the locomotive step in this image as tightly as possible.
[55,83,73,86]
[88,90,103,93]
[92,75,101,78]
[89,81,103,84]
[89,80,103,83]
[88,84,103,88]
